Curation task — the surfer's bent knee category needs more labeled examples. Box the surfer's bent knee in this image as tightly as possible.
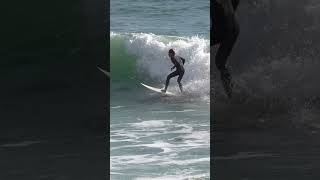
[215,59,225,71]
[233,19,240,41]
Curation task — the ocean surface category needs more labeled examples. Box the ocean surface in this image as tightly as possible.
[110,0,210,179]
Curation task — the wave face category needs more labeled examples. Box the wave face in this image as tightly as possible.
[212,0,320,129]
[111,32,210,101]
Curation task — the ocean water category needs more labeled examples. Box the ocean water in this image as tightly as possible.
[212,1,320,178]
[110,0,210,179]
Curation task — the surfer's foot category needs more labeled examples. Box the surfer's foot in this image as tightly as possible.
[178,84,183,93]
[161,89,167,93]
[220,68,233,98]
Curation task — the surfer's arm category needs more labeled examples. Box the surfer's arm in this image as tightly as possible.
[171,65,176,71]
[181,58,185,65]
[217,0,234,16]
[170,58,177,70]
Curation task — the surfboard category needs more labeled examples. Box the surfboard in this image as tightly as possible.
[140,83,176,96]
[97,65,110,78]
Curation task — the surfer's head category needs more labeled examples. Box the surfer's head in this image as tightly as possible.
[168,49,175,57]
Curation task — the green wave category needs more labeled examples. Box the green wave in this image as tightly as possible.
[110,36,137,83]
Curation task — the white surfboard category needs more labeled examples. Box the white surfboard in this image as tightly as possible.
[140,83,176,96]
[97,66,110,78]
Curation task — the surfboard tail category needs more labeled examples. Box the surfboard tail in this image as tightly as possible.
[97,65,110,77]
[140,83,176,96]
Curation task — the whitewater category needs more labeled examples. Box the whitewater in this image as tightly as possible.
[110,32,210,179]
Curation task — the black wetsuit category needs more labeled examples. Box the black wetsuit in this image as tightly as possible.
[212,0,239,97]
[212,0,239,71]
[164,56,185,92]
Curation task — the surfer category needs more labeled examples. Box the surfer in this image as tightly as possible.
[212,0,240,98]
[161,49,185,93]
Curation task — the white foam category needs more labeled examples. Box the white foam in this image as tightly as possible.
[111,154,160,165]
[135,173,210,180]
[111,106,125,109]
[111,116,209,178]
[184,131,210,144]
[143,141,174,153]
[159,157,210,166]
[151,109,196,113]
[131,120,172,128]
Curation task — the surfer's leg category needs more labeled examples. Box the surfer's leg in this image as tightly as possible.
[232,0,240,11]
[177,70,184,93]
[162,71,179,92]
[212,0,230,46]
[215,15,239,71]
[215,15,239,98]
